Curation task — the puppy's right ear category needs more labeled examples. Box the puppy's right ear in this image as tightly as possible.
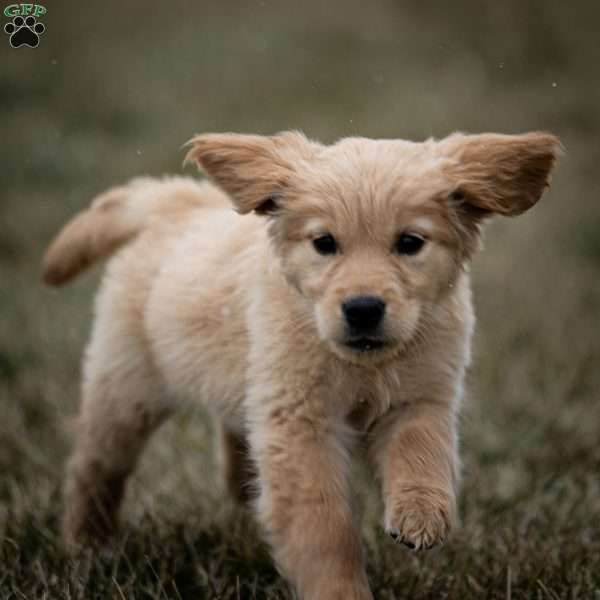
[440,131,562,217]
[185,131,315,214]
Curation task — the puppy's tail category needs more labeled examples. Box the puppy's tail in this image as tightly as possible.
[42,176,218,286]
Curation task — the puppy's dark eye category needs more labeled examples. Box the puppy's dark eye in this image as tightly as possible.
[395,233,426,256]
[312,234,338,255]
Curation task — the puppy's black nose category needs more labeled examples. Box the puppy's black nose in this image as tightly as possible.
[342,295,386,331]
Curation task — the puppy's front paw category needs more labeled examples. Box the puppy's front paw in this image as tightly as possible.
[385,485,455,551]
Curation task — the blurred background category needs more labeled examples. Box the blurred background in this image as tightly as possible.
[1,1,599,598]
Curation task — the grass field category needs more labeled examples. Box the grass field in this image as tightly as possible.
[1,1,599,598]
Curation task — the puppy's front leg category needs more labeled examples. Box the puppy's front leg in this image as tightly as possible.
[250,397,372,600]
[370,400,459,551]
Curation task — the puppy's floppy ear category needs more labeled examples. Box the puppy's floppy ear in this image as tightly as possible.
[185,131,316,214]
[440,132,563,217]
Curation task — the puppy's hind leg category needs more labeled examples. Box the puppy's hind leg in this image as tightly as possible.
[218,423,256,504]
[62,297,172,545]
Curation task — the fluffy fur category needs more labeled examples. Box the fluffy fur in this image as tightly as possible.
[43,130,560,600]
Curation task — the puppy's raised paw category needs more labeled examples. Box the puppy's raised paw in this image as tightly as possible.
[384,485,455,551]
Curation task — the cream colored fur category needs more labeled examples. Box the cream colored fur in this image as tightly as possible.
[43,131,560,600]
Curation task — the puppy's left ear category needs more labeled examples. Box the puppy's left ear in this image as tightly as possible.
[185,131,316,214]
[441,132,563,216]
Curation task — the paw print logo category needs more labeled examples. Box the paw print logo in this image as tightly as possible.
[4,15,45,48]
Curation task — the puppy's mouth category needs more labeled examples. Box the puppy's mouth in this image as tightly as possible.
[343,337,388,352]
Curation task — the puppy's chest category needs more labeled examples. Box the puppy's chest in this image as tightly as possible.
[335,370,402,433]
[346,395,380,432]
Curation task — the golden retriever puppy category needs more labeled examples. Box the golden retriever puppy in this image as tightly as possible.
[43,131,560,600]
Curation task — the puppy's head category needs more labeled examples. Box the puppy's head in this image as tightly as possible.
[187,130,561,364]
